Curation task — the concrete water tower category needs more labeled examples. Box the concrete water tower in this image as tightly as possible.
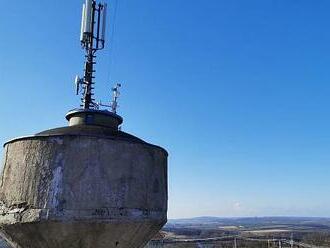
[0,1,168,247]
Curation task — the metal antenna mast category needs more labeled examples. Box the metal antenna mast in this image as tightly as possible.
[290,233,294,248]
[111,83,121,113]
[75,0,107,109]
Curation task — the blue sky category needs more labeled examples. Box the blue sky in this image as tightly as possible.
[1,0,330,218]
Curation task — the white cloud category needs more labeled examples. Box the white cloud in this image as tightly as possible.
[233,202,242,210]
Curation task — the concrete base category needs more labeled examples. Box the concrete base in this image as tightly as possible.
[0,121,168,248]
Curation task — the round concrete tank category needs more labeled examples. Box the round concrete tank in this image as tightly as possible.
[0,109,168,248]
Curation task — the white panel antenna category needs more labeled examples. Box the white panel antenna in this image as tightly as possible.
[101,3,107,42]
[80,4,86,42]
[84,0,93,33]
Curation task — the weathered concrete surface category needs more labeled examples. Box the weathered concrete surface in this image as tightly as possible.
[0,129,168,248]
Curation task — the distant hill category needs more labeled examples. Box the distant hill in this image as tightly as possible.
[167,216,330,227]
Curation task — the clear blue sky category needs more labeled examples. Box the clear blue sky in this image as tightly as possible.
[1,1,330,218]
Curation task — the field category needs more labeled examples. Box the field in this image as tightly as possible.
[146,217,330,247]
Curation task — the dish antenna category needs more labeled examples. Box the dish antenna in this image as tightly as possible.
[75,0,108,110]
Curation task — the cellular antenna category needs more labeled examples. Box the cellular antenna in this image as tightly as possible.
[76,0,108,109]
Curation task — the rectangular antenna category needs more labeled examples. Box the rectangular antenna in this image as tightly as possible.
[84,0,93,33]
[101,3,107,42]
[80,4,86,42]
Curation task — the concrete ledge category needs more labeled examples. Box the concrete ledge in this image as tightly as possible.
[0,207,166,225]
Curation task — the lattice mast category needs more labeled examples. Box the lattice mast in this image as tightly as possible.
[75,0,107,109]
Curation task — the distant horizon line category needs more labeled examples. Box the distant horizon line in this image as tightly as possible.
[169,215,330,220]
